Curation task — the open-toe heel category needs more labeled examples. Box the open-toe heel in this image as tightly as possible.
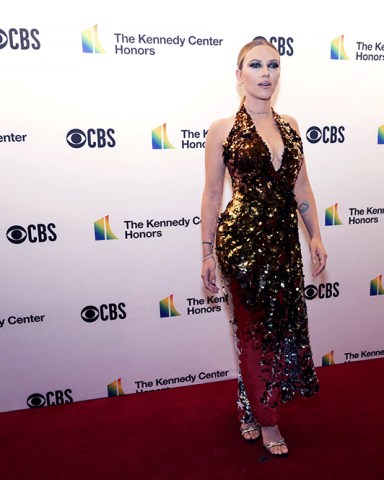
[263,438,289,457]
[240,422,261,443]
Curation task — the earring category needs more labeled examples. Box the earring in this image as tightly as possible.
[238,81,243,86]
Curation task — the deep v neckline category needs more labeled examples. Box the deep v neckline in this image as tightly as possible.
[244,107,286,173]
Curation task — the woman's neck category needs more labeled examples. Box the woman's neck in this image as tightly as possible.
[244,100,272,116]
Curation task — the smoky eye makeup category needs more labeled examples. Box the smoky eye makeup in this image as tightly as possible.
[248,59,280,69]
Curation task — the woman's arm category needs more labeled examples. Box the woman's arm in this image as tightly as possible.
[286,115,327,277]
[294,158,327,277]
[201,119,229,292]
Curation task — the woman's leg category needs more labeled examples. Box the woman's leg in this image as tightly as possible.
[230,282,288,454]
[237,372,260,441]
[234,322,288,454]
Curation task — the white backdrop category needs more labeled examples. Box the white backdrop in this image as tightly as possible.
[1,0,383,413]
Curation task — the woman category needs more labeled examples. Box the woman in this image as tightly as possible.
[201,37,327,456]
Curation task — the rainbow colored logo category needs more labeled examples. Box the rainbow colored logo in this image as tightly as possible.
[152,123,175,149]
[370,275,384,296]
[82,25,106,54]
[330,35,349,60]
[325,203,343,226]
[94,215,118,241]
[378,125,384,144]
[160,294,181,317]
[322,350,335,366]
[107,378,126,397]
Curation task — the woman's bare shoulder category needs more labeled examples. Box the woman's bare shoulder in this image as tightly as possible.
[207,115,236,143]
[280,113,300,132]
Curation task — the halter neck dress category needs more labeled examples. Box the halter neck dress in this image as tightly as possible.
[216,105,319,425]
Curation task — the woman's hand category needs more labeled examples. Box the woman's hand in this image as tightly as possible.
[310,238,327,277]
[201,257,219,293]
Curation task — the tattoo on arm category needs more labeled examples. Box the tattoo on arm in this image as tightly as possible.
[298,201,310,214]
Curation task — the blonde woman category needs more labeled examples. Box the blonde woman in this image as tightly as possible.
[201,37,327,456]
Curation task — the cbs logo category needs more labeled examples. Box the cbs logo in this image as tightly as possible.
[269,36,294,56]
[0,28,40,50]
[304,282,340,300]
[26,389,73,408]
[254,36,294,56]
[66,128,116,149]
[81,303,127,323]
[6,224,57,244]
[306,126,345,144]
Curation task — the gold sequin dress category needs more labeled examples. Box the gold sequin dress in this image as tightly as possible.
[216,106,319,426]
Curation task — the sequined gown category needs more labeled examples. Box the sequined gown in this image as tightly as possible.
[216,106,319,426]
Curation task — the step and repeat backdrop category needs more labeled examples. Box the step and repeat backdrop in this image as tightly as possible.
[1,1,383,412]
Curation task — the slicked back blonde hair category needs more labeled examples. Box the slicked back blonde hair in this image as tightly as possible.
[237,37,279,70]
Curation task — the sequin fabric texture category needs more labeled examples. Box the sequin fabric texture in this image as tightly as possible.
[216,106,319,426]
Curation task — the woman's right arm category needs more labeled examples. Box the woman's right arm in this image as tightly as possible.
[201,119,228,293]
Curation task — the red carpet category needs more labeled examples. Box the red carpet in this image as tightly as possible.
[1,358,384,480]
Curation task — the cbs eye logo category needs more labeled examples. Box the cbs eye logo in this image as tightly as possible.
[66,128,116,148]
[306,126,345,144]
[0,28,40,50]
[81,303,127,323]
[6,223,57,244]
[304,282,340,300]
[26,390,73,408]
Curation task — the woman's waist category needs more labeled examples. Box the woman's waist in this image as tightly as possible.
[223,191,297,215]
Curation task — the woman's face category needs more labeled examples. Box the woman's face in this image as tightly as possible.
[236,45,280,101]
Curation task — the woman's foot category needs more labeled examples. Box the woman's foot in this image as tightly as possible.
[240,421,261,442]
[261,425,288,456]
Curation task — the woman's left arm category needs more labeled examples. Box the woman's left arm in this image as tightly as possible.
[294,158,327,277]
[286,115,327,277]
